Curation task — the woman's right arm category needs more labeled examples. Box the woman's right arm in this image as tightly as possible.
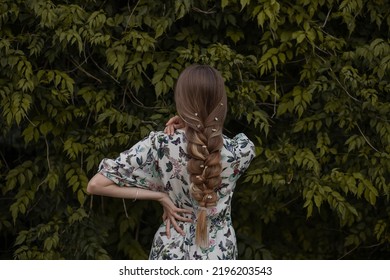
[88,173,164,201]
[87,173,192,237]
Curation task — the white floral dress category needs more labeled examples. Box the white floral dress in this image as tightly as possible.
[98,129,255,260]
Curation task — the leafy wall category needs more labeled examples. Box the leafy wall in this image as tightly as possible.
[0,0,389,259]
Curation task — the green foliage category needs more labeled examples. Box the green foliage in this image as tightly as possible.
[1,0,389,259]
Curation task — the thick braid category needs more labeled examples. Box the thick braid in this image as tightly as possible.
[174,64,227,248]
[187,134,222,247]
[187,126,223,206]
[186,101,225,247]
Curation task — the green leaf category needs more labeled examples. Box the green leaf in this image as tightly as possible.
[221,0,229,9]
[240,0,251,10]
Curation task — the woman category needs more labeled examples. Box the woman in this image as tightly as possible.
[87,64,255,259]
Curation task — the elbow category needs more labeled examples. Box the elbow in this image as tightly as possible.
[86,173,114,195]
[87,177,100,195]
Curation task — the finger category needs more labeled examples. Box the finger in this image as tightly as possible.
[174,209,193,220]
[174,122,185,129]
[175,215,193,223]
[171,211,192,222]
[165,125,174,135]
[171,211,193,223]
[165,116,178,126]
[175,208,193,215]
[165,219,171,239]
[176,207,193,213]
[165,119,173,126]
[170,217,185,236]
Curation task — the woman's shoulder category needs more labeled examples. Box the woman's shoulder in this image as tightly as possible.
[223,133,254,147]
[222,133,256,158]
[146,130,253,151]
[145,130,186,147]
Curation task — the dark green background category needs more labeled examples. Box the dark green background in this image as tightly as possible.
[1,0,389,259]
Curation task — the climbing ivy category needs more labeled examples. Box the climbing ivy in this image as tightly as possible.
[0,0,389,259]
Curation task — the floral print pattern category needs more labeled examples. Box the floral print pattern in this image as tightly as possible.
[99,129,255,260]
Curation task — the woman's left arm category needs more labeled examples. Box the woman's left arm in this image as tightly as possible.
[164,115,185,135]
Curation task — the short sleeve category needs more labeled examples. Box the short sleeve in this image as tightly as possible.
[98,132,164,191]
[232,133,256,174]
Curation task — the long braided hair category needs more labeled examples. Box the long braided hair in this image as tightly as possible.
[174,65,227,247]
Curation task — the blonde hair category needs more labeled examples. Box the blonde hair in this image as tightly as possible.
[174,65,227,247]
